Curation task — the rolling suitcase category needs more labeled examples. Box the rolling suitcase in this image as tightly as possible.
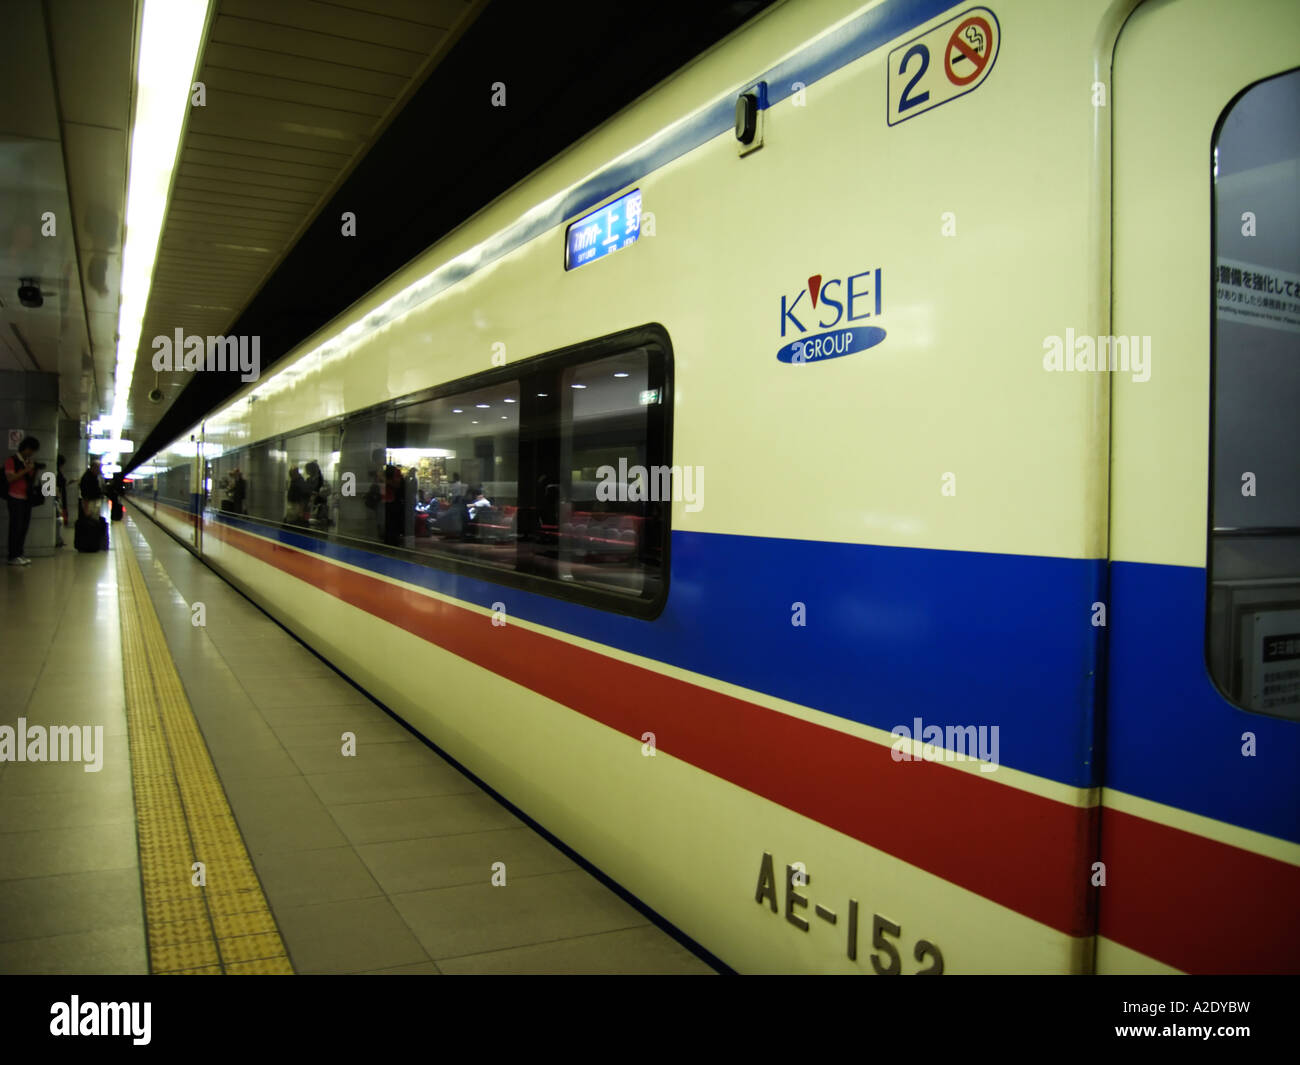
[100,517,110,550]
[74,514,101,553]
[111,500,123,521]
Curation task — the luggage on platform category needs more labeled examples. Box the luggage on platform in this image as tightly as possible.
[75,515,109,553]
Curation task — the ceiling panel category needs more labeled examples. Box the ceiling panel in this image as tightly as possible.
[180,161,329,195]
[0,137,88,381]
[184,130,353,167]
[61,121,126,319]
[47,0,134,130]
[200,40,410,97]
[0,3,61,140]
[0,328,26,373]
[0,0,138,426]
[320,0,468,26]
[200,66,394,117]
[48,0,134,425]
[126,0,481,445]
[219,0,446,53]
[208,15,426,76]
[184,96,373,153]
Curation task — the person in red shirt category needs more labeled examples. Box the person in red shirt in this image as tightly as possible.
[5,436,40,565]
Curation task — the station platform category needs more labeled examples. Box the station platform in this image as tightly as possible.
[0,509,714,975]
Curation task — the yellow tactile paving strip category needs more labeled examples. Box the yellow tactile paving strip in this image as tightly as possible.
[116,524,294,975]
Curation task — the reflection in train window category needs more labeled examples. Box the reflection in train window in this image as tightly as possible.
[158,462,192,510]
[1207,67,1300,718]
[283,426,341,531]
[335,411,385,543]
[241,439,288,524]
[396,381,520,570]
[553,347,666,598]
[201,327,671,616]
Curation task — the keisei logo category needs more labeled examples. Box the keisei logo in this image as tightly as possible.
[777,268,885,364]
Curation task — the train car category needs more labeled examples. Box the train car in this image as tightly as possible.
[130,0,1300,973]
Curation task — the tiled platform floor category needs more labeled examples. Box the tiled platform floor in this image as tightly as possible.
[0,510,713,974]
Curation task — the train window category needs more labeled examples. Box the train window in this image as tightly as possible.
[336,412,386,542]
[158,462,192,510]
[1207,67,1300,718]
[549,347,666,598]
[393,381,520,568]
[204,325,670,616]
[282,427,341,532]
[210,449,247,516]
[241,439,288,524]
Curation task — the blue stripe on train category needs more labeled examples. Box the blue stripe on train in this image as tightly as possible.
[212,512,1107,790]
[212,515,1300,840]
[1106,561,1300,845]
[152,494,202,515]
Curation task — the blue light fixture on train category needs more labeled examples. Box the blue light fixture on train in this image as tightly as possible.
[565,189,642,270]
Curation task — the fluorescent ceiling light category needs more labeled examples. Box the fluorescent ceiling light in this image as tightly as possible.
[111,0,210,435]
[88,438,135,454]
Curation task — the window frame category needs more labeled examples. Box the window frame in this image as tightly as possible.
[206,323,674,620]
[1204,66,1300,718]
[158,462,193,508]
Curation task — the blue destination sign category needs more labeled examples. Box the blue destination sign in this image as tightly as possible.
[565,189,642,270]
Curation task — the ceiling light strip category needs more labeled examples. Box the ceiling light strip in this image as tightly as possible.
[112,0,211,435]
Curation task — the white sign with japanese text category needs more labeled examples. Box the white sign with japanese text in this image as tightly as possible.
[1216,258,1300,335]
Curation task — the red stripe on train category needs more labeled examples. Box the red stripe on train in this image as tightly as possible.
[168,505,1300,971]
[1099,808,1300,974]
[202,515,1099,940]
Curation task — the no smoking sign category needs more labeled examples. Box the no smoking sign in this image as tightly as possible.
[888,6,1000,126]
[946,16,993,85]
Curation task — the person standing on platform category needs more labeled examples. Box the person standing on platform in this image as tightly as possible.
[382,464,406,546]
[80,458,104,517]
[4,436,40,566]
[105,471,126,522]
[229,467,247,514]
[403,466,418,542]
[55,454,68,547]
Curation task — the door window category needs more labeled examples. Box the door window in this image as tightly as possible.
[1207,68,1300,717]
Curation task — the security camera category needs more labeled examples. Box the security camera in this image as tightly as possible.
[17,278,42,308]
[148,387,164,403]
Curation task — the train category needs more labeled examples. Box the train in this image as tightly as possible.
[127,0,1300,973]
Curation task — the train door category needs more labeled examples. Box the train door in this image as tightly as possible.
[1101,0,1300,973]
[188,436,202,551]
[196,426,210,554]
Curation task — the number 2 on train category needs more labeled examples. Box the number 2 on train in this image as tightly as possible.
[897,44,930,112]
